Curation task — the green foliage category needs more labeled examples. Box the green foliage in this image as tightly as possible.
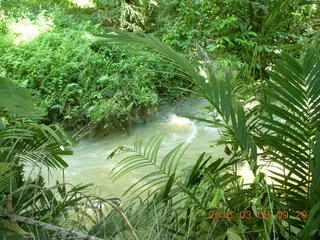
[154,0,319,98]
[109,134,188,197]
[91,0,158,32]
[0,76,120,240]
[156,0,317,54]
[0,13,8,34]
[1,0,318,132]
[0,77,85,239]
[98,28,258,171]
[260,51,320,238]
[98,30,320,239]
[1,0,320,239]
[0,76,44,119]
[0,6,187,132]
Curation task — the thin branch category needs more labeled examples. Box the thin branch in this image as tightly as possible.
[0,213,104,240]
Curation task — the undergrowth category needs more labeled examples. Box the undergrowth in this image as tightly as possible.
[0,1,187,133]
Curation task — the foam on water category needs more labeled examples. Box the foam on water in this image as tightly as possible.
[167,114,194,130]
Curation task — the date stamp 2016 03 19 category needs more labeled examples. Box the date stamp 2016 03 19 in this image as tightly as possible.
[208,210,308,220]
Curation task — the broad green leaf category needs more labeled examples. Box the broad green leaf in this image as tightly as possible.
[0,76,44,119]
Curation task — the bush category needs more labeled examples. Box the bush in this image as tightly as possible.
[0,9,186,131]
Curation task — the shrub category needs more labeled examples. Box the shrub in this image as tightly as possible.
[0,10,186,131]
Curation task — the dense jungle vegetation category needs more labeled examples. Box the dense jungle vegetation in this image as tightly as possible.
[1,0,320,239]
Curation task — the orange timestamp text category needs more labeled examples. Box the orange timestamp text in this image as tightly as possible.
[208,210,307,220]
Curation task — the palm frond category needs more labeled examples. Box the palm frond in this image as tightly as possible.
[97,30,259,173]
[262,0,291,33]
[109,134,188,198]
[261,50,320,235]
[0,123,75,169]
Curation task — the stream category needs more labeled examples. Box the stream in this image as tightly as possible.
[36,97,255,198]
